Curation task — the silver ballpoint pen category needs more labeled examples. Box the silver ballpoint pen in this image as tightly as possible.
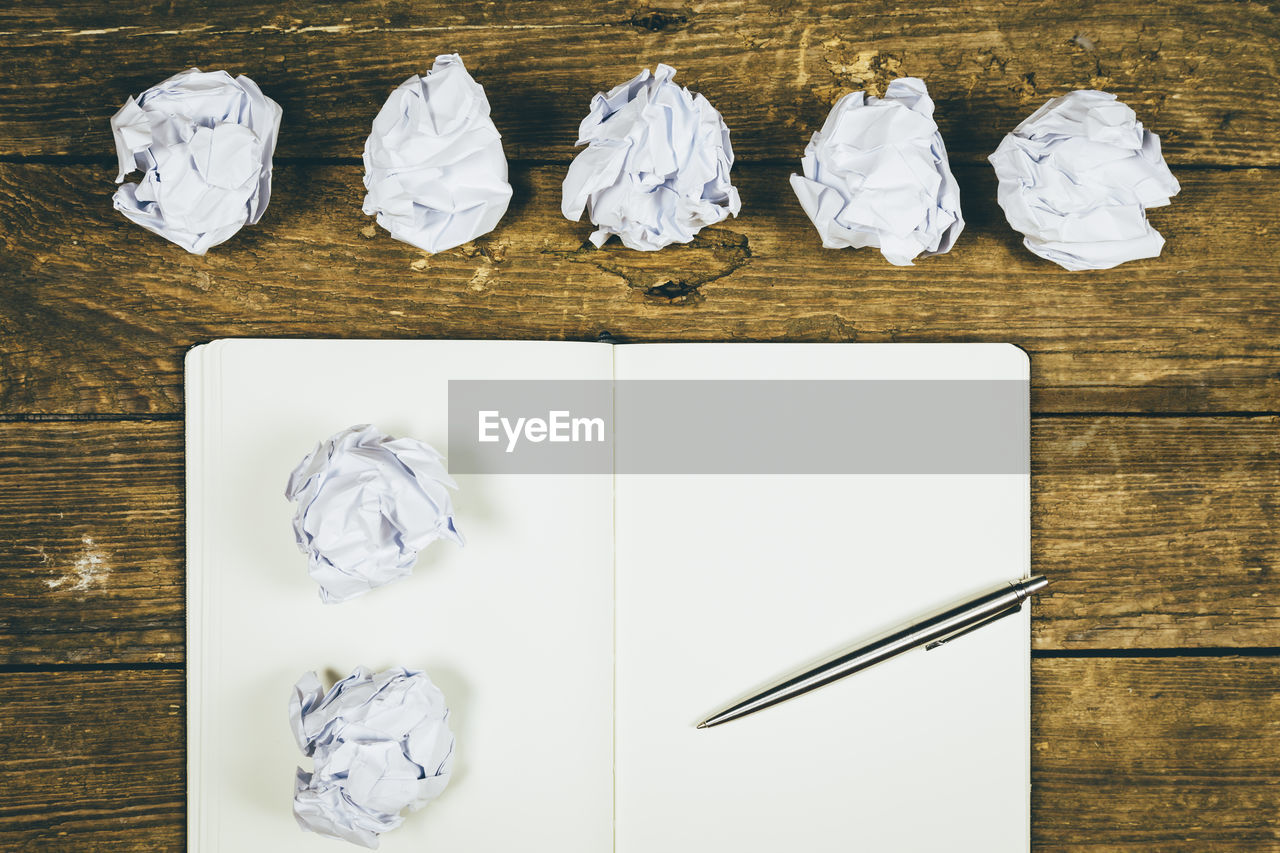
[698,574,1050,729]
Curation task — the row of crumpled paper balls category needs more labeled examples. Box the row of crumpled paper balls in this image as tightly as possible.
[111,58,1179,271]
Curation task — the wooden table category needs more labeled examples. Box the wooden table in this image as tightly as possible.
[1,2,1277,849]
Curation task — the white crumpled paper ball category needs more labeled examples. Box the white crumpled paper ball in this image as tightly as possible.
[285,424,463,604]
[562,63,741,250]
[110,68,282,255]
[988,90,1180,270]
[790,77,964,266]
[363,54,513,253]
[291,666,454,849]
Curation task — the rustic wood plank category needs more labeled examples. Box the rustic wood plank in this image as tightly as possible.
[2,658,1276,850]
[0,0,636,31]
[0,417,1274,665]
[1034,416,1280,650]
[0,669,184,851]
[0,2,1275,165]
[1031,657,1280,851]
[1,163,1277,415]
[0,422,184,665]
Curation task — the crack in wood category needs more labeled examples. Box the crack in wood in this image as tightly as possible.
[628,8,691,32]
[545,227,751,305]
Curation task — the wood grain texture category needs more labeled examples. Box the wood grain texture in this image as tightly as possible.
[1034,416,1280,649]
[0,2,1275,849]
[0,669,184,852]
[2,163,1277,415]
[1032,657,1280,851]
[0,2,1276,165]
[1,418,1274,665]
[2,659,1276,850]
[0,422,183,664]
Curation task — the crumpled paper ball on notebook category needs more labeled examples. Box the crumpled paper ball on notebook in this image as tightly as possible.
[291,666,454,849]
[562,63,741,250]
[790,77,964,266]
[363,54,513,253]
[285,424,463,603]
[988,89,1180,270]
[110,68,282,255]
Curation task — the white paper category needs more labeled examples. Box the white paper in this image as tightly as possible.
[285,424,463,604]
[187,340,1030,853]
[790,77,964,265]
[613,343,1030,853]
[362,55,512,253]
[187,339,616,853]
[561,64,741,250]
[110,68,282,255]
[988,89,1180,270]
[291,666,454,849]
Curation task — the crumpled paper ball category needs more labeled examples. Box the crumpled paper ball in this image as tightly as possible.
[291,666,454,849]
[363,54,513,253]
[285,424,463,603]
[790,77,964,266]
[561,63,741,250]
[988,90,1181,270]
[110,68,282,255]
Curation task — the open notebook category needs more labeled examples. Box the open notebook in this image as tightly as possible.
[186,340,1030,852]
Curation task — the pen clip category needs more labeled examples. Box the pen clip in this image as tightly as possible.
[926,603,1022,651]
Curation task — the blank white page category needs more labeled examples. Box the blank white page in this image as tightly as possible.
[187,340,615,853]
[613,344,1031,853]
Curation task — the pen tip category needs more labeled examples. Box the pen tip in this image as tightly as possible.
[696,721,708,729]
